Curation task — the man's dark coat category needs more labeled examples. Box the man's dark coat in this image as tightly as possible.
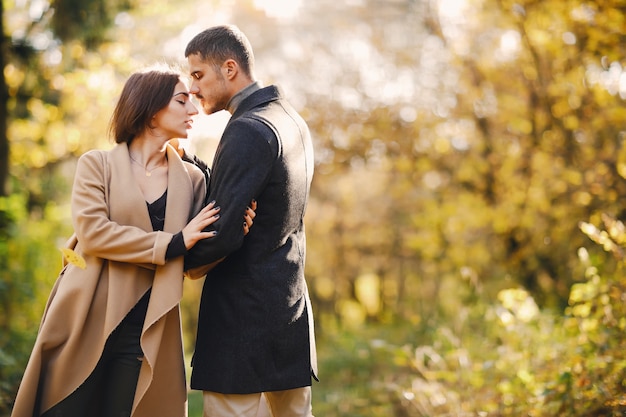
[186,85,317,394]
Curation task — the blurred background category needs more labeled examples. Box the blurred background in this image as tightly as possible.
[2,0,626,415]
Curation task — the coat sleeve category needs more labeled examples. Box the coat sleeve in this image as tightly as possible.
[184,118,276,269]
[72,150,173,265]
[183,158,208,216]
[182,150,211,198]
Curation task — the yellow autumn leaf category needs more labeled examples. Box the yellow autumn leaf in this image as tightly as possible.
[60,247,86,269]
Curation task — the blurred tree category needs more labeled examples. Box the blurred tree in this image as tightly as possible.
[423,0,626,306]
[0,3,7,197]
[1,0,138,412]
[50,0,132,46]
[3,0,138,202]
[265,0,626,324]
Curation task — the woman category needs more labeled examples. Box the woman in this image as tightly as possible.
[11,66,253,417]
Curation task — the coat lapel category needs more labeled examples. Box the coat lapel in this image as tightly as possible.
[108,143,153,232]
[108,143,192,233]
[134,145,193,415]
[164,144,193,232]
[143,144,191,329]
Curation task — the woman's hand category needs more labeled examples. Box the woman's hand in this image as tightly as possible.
[182,201,220,249]
[243,199,257,235]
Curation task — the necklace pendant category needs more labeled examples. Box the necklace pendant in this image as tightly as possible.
[146,171,152,177]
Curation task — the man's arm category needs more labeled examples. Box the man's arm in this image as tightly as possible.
[184,119,276,270]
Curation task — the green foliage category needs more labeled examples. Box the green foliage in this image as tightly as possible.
[0,194,72,414]
[304,0,626,318]
[314,329,401,416]
[315,217,626,416]
[50,0,134,46]
[0,330,33,417]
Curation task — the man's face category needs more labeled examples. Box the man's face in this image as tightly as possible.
[188,53,230,115]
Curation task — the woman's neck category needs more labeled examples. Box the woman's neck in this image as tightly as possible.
[128,135,169,201]
[128,135,168,169]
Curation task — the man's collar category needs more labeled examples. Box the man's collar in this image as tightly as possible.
[226,81,262,114]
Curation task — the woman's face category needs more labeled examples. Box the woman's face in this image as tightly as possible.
[152,81,199,139]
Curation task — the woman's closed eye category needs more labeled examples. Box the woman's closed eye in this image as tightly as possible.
[173,92,190,105]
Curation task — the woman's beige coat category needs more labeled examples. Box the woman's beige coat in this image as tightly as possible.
[11,143,206,417]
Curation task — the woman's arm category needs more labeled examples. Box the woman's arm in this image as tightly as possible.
[72,151,219,266]
[72,151,171,264]
[184,199,257,279]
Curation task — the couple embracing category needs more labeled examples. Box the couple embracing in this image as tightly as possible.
[11,25,317,417]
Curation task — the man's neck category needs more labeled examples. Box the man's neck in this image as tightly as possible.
[226,81,261,114]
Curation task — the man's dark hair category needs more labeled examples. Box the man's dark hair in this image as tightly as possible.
[185,25,255,77]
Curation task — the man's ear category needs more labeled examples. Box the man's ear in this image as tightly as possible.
[222,59,238,80]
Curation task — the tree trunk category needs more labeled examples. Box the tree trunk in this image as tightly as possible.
[0,0,8,197]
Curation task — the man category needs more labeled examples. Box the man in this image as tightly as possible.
[183,25,317,417]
